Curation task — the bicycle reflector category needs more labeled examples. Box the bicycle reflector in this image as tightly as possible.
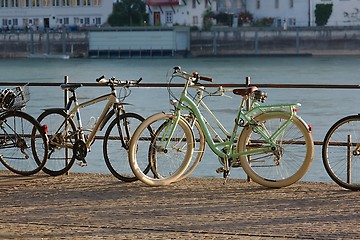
[42,124,48,134]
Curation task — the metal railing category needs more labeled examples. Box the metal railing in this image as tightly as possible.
[1,78,359,147]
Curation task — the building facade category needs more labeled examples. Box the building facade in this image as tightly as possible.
[146,0,217,29]
[146,0,360,28]
[0,0,113,31]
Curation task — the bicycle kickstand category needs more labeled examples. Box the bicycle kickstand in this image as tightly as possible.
[223,158,232,184]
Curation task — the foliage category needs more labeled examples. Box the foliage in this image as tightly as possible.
[253,17,274,27]
[202,8,215,30]
[108,0,148,26]
[214,12,233,27]
[238,11,253,26]
[315,3,333,26]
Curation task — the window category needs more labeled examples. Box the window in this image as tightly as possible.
[32,0,39,7]
[289,0,293,8]
[12,18,18,25]
[193,16,198,25]
[42,0,50,6]
[62,0,69,6]
[288,18,296,26]
[256,0,260,9]
[53,0,60,6]
[0,0,9,7]
[2,19,7,26]
[192,0,195,8]
[83,0,90,6]
[84,17,90,24]
[93,0,101,6]
[165,11,173,23]
[95,17,101,25]
[275,0,279,9]
[11,0,19,7]
[63,17,69,24]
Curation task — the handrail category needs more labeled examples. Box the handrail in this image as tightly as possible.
[0,82,359,89]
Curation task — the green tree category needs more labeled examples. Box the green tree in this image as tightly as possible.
[108,0,148,26]
[315,3,333,26]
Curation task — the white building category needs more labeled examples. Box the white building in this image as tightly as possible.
[312,0,360,26]
[146,0,217,29]
[246,0,360,27]
[246,0,310,27]
[0,0,113,31]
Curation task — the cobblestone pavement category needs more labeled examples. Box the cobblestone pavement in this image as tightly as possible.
[0,170,359,239]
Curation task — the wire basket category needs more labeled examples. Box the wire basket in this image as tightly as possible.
[0,85,30,111]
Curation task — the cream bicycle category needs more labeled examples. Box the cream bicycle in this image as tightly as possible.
[37,76,149,181]
[129,66,314,187]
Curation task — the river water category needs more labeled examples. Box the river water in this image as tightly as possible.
[1,56,360,183]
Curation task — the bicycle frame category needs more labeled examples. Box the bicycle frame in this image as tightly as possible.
[63,88,123,150]
[169,77,300,161]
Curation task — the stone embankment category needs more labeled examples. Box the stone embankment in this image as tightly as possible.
[0,170,359,239]
[1,27,360,58]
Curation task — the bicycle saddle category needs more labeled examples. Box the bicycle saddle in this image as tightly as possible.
[60,83,83,91]
[232,86,258,96]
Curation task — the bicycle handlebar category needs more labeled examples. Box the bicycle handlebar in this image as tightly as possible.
[173,66,214,83]
[96,75,142,86]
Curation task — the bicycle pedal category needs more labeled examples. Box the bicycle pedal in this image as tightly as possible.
[216,167,225,173]
[77,161,88,167]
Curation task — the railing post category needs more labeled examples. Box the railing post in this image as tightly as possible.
[64,76,70,175]
[347,134,352,184]
[246,76,251,182]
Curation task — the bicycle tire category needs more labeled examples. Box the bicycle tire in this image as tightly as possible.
[0,111,48,176]
[322,115,360,190]
[103,112,149,182]
[37,109,77,176]
[128,112,194,186]
[238,111,314,188]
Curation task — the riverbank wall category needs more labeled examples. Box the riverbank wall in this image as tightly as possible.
[0,26,359,58]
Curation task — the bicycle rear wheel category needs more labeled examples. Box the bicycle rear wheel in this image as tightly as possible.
[238,111,314,188]
[103,112,148,182]
[128,112,194,186]
[322,115,360,190]
[0,111,48,176]
[37,109,77,176]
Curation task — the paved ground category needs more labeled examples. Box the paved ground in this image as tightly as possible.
[0,170,359,239]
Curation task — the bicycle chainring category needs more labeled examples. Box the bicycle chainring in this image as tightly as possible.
[73,139,87,160]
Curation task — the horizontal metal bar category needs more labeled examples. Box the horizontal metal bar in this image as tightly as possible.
[0,82,359,89]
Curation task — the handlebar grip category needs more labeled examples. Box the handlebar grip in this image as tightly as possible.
[200,75,214,82]
[96,75,108,83]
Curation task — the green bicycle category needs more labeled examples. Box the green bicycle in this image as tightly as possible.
[129,66,314,188]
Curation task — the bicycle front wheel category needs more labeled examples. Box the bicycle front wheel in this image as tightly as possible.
[103,112,147,182]
[171,116,205,182]
[129,112,194,186]
[0,111,48,176]
[322,115,360,190]
[238,111,314,188]
[37,109,77,176]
